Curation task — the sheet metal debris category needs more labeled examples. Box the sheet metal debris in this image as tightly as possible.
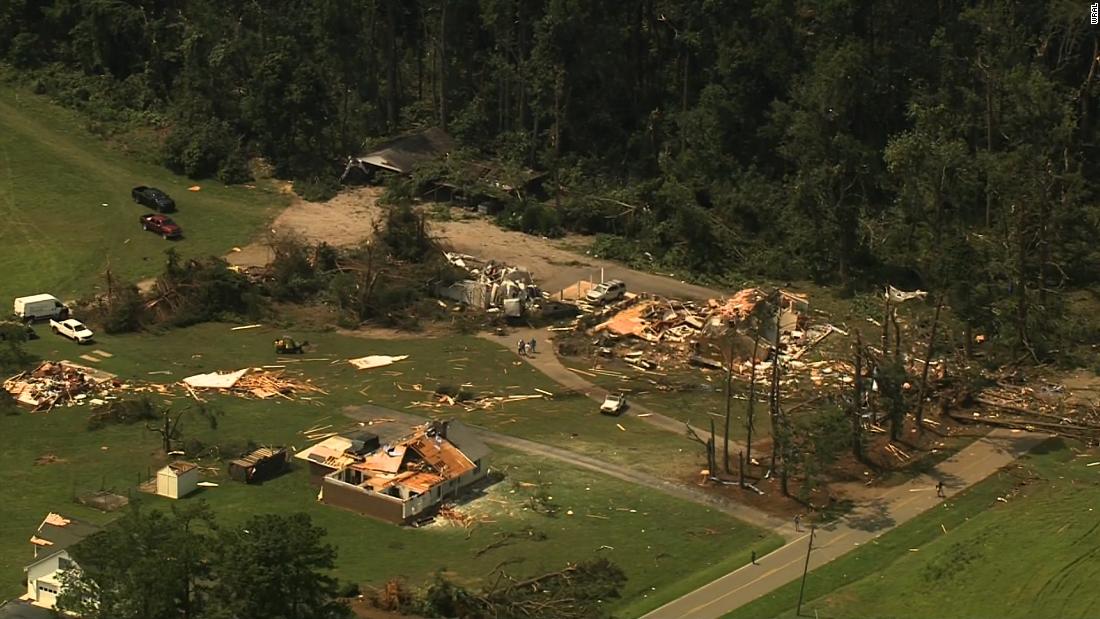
[349,355,409,370]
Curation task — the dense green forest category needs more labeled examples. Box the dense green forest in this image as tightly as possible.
[2,0,1099,357]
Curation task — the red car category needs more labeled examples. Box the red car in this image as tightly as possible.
[140,213,182,239]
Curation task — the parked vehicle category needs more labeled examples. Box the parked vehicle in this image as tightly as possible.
[140,214,182,239]
[586,279,627,304]
[600,393,627,416]
[274,337,308,354]
[12,294,69,322]
[0,320,37,341]
[132,186,176,212]
[50,318,94,344]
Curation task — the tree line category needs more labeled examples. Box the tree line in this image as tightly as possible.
[1,0,1098,358]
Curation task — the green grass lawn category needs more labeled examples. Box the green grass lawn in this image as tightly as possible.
[3,326,783,615]
[558,355,771,441]
[726,438,1100,619]
[23,324,708,480]
[0,87,286,304]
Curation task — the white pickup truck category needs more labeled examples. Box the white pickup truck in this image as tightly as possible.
[50,318,94,344]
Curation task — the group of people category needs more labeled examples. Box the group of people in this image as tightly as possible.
[518,338,538,356]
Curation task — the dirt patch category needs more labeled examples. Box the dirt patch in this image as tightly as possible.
[34,453,66,466]
[225,186,723,301]
[227,187,385,268]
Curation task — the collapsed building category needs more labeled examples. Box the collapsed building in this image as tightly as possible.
[590,287,809,353]
[295,421,490,524]
[437,252,542,317]
[3,361,116,411]
[340,127,544,210]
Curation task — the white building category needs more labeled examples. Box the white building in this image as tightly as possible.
[156,461,199,499]
[23,513,100,609]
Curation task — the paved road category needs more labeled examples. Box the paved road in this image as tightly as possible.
[479,327,723,444]
[641,428,1049,619]
[341,404,787,532]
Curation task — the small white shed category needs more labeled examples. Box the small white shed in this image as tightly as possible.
[156,461,199,499]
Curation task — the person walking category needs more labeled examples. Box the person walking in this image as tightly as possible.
[518,339,527,357]
[528,338,537,354]
[751,550,759,565]
[794,514,802,532]
[936,480,945,498]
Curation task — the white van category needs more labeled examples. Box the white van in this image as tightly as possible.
[13,294,69,322]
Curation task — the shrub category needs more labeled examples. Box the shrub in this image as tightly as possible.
[101,285,145,334]
[164,117,251,182]
[152,250,265,327]
[87,398,159,431]
[295,175,340,202]
[0,321,31,372]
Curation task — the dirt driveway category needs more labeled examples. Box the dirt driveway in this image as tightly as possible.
[226,187,725,301]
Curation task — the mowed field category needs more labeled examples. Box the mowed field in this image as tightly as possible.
[0,88,285,304]
[4,324,782,615]
[726,439,1100,619]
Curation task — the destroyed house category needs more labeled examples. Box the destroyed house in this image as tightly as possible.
[341,127,455,179]
[296,431,381,485]
[25,513,101,609]
[315,421,490,524]
[340,128,542,207]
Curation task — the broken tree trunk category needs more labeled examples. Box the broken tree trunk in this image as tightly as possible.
[709,419,718,476]
[914,298,943,434]
[769,309,782,474]
[852,331,864,462]
[882,292,891,358]
[745,336,760,472]
[891,308,902,362]
[723,339,733,474]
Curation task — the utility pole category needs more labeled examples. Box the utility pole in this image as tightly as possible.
[797,525,817,617]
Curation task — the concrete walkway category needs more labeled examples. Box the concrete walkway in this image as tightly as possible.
[641,428,1048,619]
[479,327,721,444]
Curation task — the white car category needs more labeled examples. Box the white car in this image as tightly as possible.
[50,318,94,344]
[586,279,626,304]
[600,393,627,416]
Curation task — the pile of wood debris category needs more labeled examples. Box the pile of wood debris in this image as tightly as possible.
[3,361,117,411]
[570,288,858,393]
[398,383,553,412]
[954,381,1100,443]
[181,368,326,401]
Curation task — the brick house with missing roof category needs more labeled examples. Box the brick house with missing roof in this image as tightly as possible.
[22,513,100,609]
[298,420,490,524]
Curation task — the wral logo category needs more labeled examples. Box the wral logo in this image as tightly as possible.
[1093,3,1099,25]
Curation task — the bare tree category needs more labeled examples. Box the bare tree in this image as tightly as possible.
[915,296,944,434]
[852,331,865,462]
[146,404,220,454]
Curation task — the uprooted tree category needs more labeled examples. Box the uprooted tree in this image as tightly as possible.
[415,558,626,619]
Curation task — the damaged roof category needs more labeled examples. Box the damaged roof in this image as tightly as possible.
[352,127,456,174]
